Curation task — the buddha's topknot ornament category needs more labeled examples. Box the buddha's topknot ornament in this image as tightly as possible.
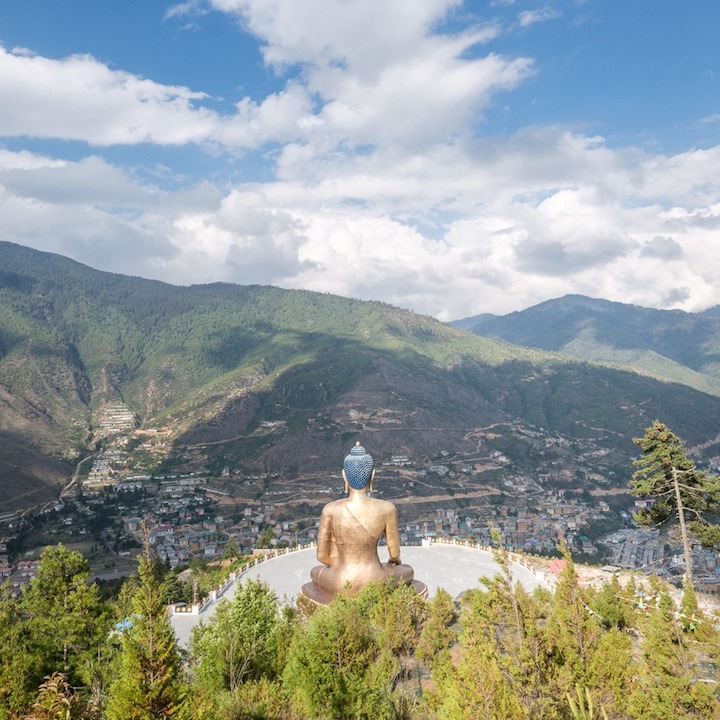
[343,442,374,490]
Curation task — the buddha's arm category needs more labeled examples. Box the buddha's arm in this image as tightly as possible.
[316,509,334,566]
[385,506,402,564]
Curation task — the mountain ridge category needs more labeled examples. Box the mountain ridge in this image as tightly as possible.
[452,294,720,397]
[3,242,720,513]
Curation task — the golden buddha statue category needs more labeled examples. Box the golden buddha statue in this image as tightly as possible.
[301,442,425,604]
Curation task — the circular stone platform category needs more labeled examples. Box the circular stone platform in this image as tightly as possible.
[171,544,549,647]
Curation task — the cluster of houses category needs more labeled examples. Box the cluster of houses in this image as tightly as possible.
[397,489,611,557]
[0,549,40,597]
[0,526,40,596]
[5,408,719,595]
[127,498,307,568]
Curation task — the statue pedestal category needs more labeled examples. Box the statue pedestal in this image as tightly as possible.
[299,582,334,606]
[299,579,428,607]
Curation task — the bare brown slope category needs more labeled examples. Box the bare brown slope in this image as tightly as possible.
[0,387,73,510]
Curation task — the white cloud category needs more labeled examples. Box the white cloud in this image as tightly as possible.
[0,45,315,150]
[164,1,209,20]
[3,116,720,320]
[315,47,531,149]
[0,148,66,171]
[211,0,466,71]
[640,236,683,260]
[518,6,562,28]
[1,1,720,320]
[700,113,720,124]
[0,2,526,158]
[0,155,155,205]
[209,0,530,152]
[218,84,314,147]
[0,46,217,146]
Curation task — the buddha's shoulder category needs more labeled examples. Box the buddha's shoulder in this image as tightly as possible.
[369,498,397,512]
[321,498,348,512]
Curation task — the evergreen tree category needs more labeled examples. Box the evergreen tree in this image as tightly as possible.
[433,547,554,720]
[588,573,635,631]
[416,588,457,673]
[105,549,188,720]
[283,591,397,720]
[21,545,106,683]
[0,587,42,717]
[0,544,107,717]
[585,629,634,716]
[190,579,285,694]
[435,638,527,720]
[630,420,720,583]
[627,588,718,719]
[679,580,702,634]
[544,551,602,705]
[357,580,428,669]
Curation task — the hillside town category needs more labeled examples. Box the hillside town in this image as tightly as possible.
[2,404,719,596]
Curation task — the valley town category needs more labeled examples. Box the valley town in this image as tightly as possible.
[2,403,719,596]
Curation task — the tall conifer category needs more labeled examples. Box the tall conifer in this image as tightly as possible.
[105,548,187,720]
[630,420,720,583]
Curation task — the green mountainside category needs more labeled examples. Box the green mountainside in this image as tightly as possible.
[453,294,720,397]
[3,242,720,512]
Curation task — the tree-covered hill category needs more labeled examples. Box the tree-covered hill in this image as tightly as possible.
[3,241,720,512]
[452,294,720,397]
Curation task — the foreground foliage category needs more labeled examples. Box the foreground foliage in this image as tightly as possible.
[1,543,719,719]
[105,549,188,720]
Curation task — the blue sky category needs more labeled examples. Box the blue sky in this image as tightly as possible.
[1,1,719,319]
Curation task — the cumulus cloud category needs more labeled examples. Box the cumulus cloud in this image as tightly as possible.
[1,1,720,320]
[0,148,66,171]
[211,0,468,70]
[0,45,316,149]
[3,121,720,320]
[0,46,213,145]
[0,0,528,159]
[209,0,531,152]
[640,236,683,260]
[0,155,153,205]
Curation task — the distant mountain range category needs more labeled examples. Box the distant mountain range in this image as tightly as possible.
[452,295,720,398]
[2,241,720,513]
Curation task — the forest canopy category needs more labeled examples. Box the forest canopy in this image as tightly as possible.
[1,543,718,719]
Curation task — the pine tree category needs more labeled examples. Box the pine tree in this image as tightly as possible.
[0,586,41,716]
[434,546,554,719]
[589,573,635,630]
[585,628,634,715]
[545,551,601,700]
[21,545,106,683]
[283,592,396,720]
[105,549,188,720]
[436,638,526,720]
[359,580,428,666]
[630,420,720,583]
[416,587,457,671]
[627,588,718,719]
